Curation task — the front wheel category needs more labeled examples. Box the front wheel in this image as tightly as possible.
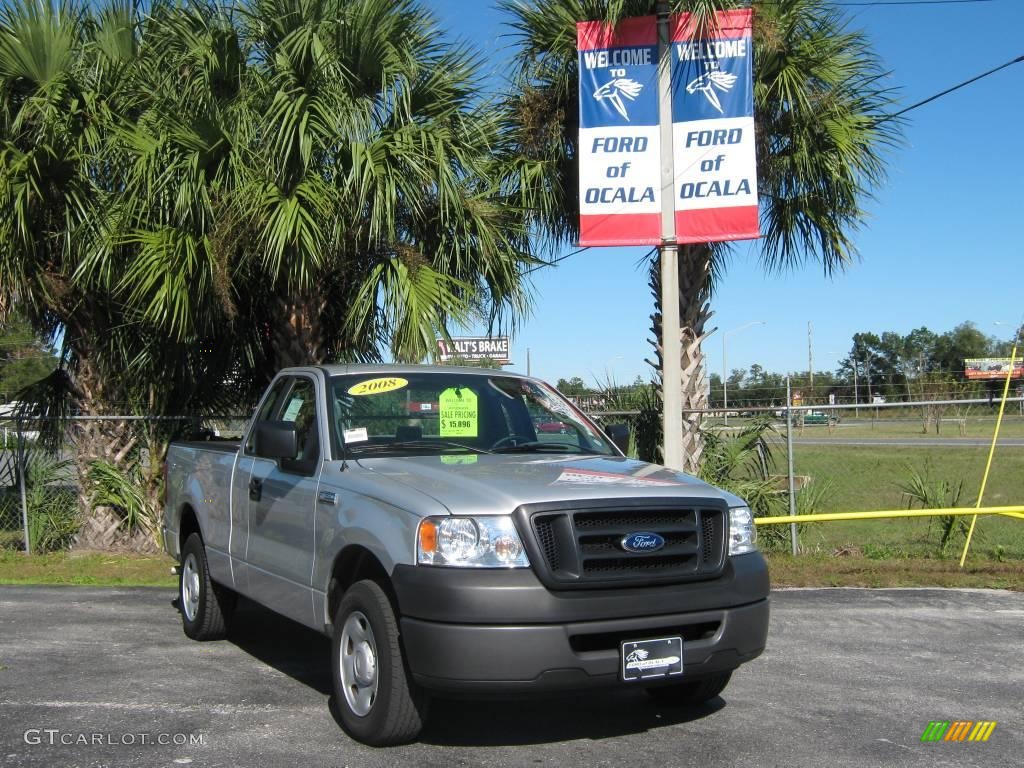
[646,671,732,707]
[179,533,234,640]
[331,580,429,746]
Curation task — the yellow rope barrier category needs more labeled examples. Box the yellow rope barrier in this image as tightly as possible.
[959,338,1019,567]
[754,505,1024,526]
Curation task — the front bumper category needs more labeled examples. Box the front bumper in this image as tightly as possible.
[393,553,769,693]
[161,525,179,561]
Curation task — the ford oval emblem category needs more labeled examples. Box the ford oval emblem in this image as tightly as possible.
[621,532,665,553]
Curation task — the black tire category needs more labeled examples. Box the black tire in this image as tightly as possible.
[646,671,732,707]
[179,532,235,641]
[331,580,428,746]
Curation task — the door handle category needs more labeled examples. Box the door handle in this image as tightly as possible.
[248,477,263,501]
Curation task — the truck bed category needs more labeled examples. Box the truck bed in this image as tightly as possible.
[172,439,240,454]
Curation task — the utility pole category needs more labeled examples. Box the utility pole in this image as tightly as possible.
[853,358,859,417]
[722,333,728,424]
[808,321,814,398]
[723,320,766,426]
[865,354,873,410]
[785,378,798,556]
[526,347,531,377]
[656,2,683,470]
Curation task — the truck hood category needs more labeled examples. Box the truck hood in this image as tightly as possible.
[355,454,744,515]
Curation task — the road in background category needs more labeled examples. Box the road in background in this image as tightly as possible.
[789,437,1024,448]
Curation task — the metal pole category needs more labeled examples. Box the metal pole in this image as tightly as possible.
[853,359,859,417]
[865,356,873,407]
[785,378,798,556]
[17,418,30,555]
[808,321,813,397]
[657,2,683,470]
[722,334,728,426]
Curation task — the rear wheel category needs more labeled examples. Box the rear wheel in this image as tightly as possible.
[646,671,732,706]
[331,580,428,746]
[179,533,235,640]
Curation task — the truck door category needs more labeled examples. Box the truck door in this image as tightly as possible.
[230,377,290,592]
[243,374,322,627]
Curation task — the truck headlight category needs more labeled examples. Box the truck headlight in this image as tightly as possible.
[728,506,757,555]
[417,516,530,568]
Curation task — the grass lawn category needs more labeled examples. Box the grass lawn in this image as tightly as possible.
[3,439,1021,589]
[795,417,1024,440]
[764,444,1024,560]
[765,553,1023,591]
[0,547,1018,590]
[714,414,1024,439]
[0,550,177,587]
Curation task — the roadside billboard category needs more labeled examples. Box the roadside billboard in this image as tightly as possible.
[436,337,510,364]
[964,358,1024,380]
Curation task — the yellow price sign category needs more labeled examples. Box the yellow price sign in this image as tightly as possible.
[348,377,408,396]
[439,387,478,437]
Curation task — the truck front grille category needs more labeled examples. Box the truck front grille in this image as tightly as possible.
[521,502,726,589]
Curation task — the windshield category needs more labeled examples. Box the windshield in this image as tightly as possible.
[328,372,617,458]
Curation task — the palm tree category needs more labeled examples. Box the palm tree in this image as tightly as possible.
[105,0,537,376]
[0,0,160,548]
[1,0,538,550]
[503,0,900,472]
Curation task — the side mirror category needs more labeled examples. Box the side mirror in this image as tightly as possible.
[606,423,630,456]
[255,420,298,460]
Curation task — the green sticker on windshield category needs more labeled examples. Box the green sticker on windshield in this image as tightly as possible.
[439,387,478,438]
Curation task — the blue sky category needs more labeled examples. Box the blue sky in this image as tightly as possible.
[426,0,1024,387]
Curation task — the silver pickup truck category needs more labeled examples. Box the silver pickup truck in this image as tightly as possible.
[163,365,769,745]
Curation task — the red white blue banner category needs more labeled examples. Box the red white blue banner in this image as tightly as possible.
[577,16,661,246]
[575,11,758,246]
[671,9,758,243]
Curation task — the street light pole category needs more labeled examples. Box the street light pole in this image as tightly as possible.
[808,320,814,396]
[722,321,766,425]
[722,334,727,423]
[853,358,859,417]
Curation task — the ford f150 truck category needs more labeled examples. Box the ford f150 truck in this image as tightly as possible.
[163,365,769,745]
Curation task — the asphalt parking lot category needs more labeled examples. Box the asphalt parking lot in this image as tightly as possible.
[0,585,1021,768]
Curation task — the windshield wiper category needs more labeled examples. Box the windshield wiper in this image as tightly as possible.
[391,439,492,455]
[492,442,601,454]
[346,440,492,455]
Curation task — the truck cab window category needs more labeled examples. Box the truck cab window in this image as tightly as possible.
[244,377,289,454]
[280,378,320,472]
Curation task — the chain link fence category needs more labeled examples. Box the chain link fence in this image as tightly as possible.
[590,396,1024,558]
[0,415,246,554]
[3,398,1020,557]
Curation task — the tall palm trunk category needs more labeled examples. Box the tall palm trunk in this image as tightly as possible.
[71,357,158,553]
[647,244,714,475]
[269,291,328,369]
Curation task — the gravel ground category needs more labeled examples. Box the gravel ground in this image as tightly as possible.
[0,585,1020,768]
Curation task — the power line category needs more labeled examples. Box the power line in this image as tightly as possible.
[755,0,995,5]
[829,0,995,6]
[878,53,1024,123]
[522,246,590,275]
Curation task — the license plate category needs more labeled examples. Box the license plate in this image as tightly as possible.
[621,636,684,681]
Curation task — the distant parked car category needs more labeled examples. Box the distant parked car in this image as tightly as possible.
[803,411,839,425]
[534,419,570,434]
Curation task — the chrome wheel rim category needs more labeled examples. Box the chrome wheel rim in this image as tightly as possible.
[181,553,200,622]
[339,611,378,717]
